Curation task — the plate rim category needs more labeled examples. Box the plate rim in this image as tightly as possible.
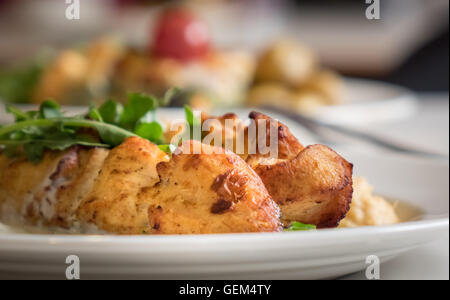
[0,218,447,246]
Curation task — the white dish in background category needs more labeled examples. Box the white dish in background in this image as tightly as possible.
[310,78,418,126]
[1,78,417,128]
[0,108,448,280]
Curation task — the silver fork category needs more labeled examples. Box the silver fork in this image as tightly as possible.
[262,106,449,160]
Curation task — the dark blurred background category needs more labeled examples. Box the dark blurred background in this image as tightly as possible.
[0,0,448,92]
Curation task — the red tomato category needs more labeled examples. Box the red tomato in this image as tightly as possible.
[152,8,210,61]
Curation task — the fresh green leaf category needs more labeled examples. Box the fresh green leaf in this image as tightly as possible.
[39,100,62,119]
[184,105,201,140]
[98,99,123,125]
[74,132,102,144]
[158,144,176,154]
[5,105,30,121]
[20,125,45,137]
[0,89,178,163]
[120,93,159,130]
[8,131,25,140]
[184,105,195,127]
[88,104,104,122]
[285,222,316,231]
[134,121,163,143]
[0,118,136,145]
[91,121,135,147]
[26,111,40,120]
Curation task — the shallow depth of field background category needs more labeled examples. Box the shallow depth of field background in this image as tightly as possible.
[0,0,448,92]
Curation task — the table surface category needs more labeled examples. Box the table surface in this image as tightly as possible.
[340,93,449,280]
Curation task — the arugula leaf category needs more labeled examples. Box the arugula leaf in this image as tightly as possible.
[120,93,159,130]
[8,131,25,140]
[285,222,316,231]
[64,119,136,147]
[0,118,136,160]
[39,100,62,119]
[0,89,181,163]
[134,121,163,144]
[98,99,123,125]
[184,105,196,127]
[5,105,30,122]
[184,105,201,140]
[88,104,104,122]
[158,144,176,154]
[26,111,40,120]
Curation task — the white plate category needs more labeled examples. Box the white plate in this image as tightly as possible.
[310,78,418,126]
[0,109,448,280]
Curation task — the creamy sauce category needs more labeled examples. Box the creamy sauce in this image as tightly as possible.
[0,222,107,234]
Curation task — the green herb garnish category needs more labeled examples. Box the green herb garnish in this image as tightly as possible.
[285,221,316,231]
[184,104,202,140]
[158,144,176,154]
[98,99,123,125]
[0,90,179,163]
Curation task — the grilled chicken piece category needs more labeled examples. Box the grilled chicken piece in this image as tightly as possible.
[245,111,304,163]
[200,112,247,158]
[144,140,282,234]
[78,138,281,234]
[254,144,353,228]
[0,137,282,234]
[201,111,353,228]
[0,147,109,229]
[77,137,169,234]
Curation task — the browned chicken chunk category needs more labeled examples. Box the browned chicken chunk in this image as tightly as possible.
[144,140,282,234]
[77,137,169,234]
[0,147,109,229]
[201,111,353,228]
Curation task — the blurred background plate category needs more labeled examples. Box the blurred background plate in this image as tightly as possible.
[310,78,418,126]
[0,78,418,128]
